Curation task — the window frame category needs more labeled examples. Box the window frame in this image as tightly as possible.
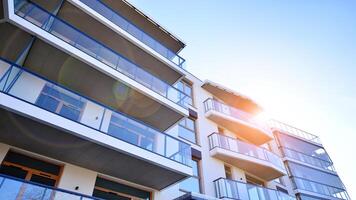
[179,158,201,194]
[178,117,197,144]
[176,80,194,107]
[36,84,86,121]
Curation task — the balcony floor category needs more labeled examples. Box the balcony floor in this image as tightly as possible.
[210,147,285,181]
[206,110,273,145]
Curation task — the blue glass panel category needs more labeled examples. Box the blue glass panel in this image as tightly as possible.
[180,177,200,193]
[59,105,81,121]
[36,95,59,113]
[108,125,138,145]
[141,137,153,151]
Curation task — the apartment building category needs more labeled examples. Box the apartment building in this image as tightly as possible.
[0,0,350,200]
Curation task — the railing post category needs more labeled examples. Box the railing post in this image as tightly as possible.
[98,109,106,131]
[40,188,47,200]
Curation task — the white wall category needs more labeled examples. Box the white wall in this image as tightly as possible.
[80,101,105,130]
[8,71,45,103]
[57,164,98,195]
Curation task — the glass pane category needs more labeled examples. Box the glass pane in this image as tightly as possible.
[180,177,200,193]
[191,160,199,176]
[108,124,138,145]
[0,178,23,199]
[178,126,196,144]
[22,184,47,200]
[185,118,194,130]
[59,105,81,121]
[36,95,60,113]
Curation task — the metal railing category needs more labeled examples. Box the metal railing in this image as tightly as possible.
[282,147,336,173]
[0,57,192,167]
[291,177,350,200]
[208,133,285,171]
[204,98,271,134]
[269,120,322,145]
[78,0,186,68]
[214,178,295,200]
[14,0,189,108]
[0,174,102,200]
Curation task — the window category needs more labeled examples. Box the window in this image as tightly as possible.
[224,165,233,179]
[178,118,197,144]
[93,177,151,200]
[176,80,193,106]
[0,151,61,187]
[180,158,200,193]
[108,113,155,151]
[36,84,85,121]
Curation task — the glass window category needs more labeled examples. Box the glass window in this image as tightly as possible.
[180,159,200,193]
[36,84,85,121]
[108,113,155,151]
[178,118,197,144]
[224,165,233,179]
[176,80,193,106]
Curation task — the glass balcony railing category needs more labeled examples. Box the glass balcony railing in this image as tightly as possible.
[268,120,322,145]
[13,0,189,109]
[0,58,192,167]
[78,0,186,68]
[0,174,101,200]
[204,98,271,134]
[292,177,350,200]
[214,178,295,200]
[282,147,336,173]
[208,133,285,171]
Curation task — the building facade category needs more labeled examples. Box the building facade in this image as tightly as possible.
[0,0,350,199]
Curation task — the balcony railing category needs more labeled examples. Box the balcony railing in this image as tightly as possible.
[214,178,295,200]
[269,120,322,145]
[78,0,186,68]
[0,57,191,167]
[282,147,336,173]
[292,177,350,200]
[0,174,101,200]
[204,98,271,134]
[208,133,285,171]
[14,0,189,109]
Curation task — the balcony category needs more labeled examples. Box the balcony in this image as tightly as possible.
[5,0,189,129]
[282,147,336,173]
[0,174,100,200]
[204,99,273,145]
[208,133,286,181]
[269,120,322,146]
[0,58,192,190]
[73,0,186,69]
[292,177,350,200]
[214,178,295,200]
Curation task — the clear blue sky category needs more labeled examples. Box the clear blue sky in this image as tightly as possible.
[130,0,356,196]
